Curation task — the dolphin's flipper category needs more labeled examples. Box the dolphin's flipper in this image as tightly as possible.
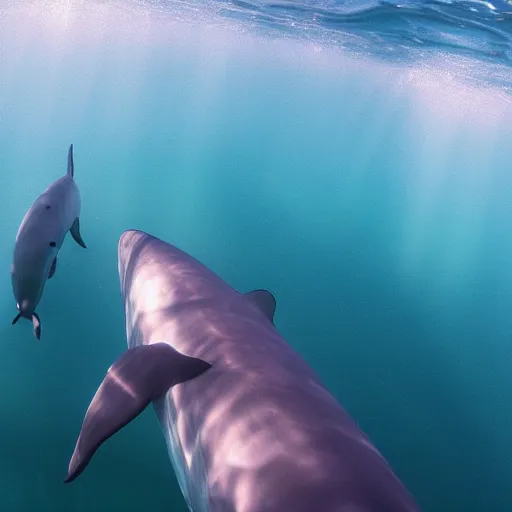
[32,313,41,340]
[67,144,74,178]
[48,258,57,279]
[245,289,276,324]
[70,218,86,249]
[12,313,21,325]
[64,343,211,483]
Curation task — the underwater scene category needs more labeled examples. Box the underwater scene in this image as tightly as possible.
[0,0,511,511]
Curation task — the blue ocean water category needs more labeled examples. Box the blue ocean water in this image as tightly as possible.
[0,0,511,510]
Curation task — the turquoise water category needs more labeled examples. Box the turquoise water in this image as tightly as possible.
[1,1,512,510]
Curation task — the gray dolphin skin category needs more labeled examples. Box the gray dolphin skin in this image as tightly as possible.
[11,144,86,340]
[65,229,421,512]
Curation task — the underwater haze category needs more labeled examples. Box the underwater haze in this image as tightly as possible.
[1,0,512,510]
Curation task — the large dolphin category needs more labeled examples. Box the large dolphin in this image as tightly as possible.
[65,229,421,511]
[11,144,86,340]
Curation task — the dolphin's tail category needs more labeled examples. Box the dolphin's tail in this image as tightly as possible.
[67,144,74,178]
[11,311,41,340]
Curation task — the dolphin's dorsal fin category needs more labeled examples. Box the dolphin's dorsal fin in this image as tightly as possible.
[245,289,276,324]
[67,144,74,178]
[64,343,211,483]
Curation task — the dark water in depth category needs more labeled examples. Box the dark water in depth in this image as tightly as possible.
[0,1,511,511]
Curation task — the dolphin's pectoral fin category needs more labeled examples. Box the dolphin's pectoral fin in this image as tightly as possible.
[70,218,86,249]
[245,289,276,324]
[48,258,57,279]
[12,313,21,325]
[32,313,41,340]
[64,343,211,484]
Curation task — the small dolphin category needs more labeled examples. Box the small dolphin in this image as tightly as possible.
[65,229,421,511]
[11,144,86,340]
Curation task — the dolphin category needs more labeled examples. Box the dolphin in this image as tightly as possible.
[11,144,86,340]
[65,229,421,511]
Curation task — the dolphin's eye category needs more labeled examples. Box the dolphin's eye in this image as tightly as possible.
[45,205,51,210]
[49,242,56,247]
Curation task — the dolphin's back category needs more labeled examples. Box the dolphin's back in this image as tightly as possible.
[41,176,81,231]
[155,323,418,512]
[119,231,421,512]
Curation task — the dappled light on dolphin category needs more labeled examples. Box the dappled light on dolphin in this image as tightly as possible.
[66,229,421,511]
